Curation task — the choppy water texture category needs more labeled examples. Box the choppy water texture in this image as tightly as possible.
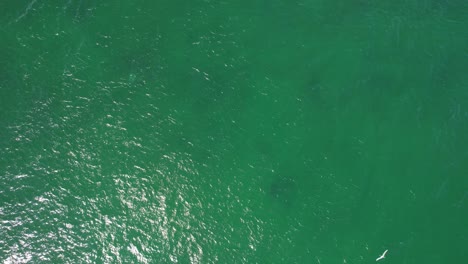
[1,1,468,263]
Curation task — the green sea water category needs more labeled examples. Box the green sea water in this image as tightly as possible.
[1,1,467,263]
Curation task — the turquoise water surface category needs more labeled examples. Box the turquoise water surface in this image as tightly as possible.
[1,1,468,263]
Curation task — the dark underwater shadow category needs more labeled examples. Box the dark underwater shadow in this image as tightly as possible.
[267,172,298,209]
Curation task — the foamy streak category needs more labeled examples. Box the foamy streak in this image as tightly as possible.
[15,0,38,22]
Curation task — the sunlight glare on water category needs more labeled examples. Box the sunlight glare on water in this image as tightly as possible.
[1,0,468,263]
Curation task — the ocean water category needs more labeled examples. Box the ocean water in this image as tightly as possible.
[1,1,467,263]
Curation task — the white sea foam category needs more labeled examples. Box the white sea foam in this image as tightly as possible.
[15,0,38,23]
